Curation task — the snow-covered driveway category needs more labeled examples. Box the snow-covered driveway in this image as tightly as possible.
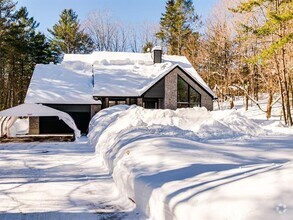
[0,138,136,220]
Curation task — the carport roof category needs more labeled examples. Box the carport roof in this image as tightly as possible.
[0,104,81,138]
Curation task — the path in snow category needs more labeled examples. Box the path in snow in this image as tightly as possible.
[0,138,139,220]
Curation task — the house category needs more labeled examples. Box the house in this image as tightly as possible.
[24,47,216,135]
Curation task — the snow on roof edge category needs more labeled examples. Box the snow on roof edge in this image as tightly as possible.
[92,64,216,99]
[139,64,216,98]
[24,63,101,105]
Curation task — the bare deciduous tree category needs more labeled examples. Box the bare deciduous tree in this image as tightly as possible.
[83,10,159,53]
[83,10,127,52]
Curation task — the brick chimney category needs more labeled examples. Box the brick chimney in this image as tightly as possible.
[151,46,162,64]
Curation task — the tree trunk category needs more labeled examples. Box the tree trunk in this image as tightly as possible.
[289,74,293,107]
[275,55,287,125]
[245,94,249,111]
[229,97,234,109]
[266,91,273,120]
[281,48,292,126]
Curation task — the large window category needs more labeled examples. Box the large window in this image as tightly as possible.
[177,76,201,108]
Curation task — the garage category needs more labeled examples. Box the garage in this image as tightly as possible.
[42,104,91,135]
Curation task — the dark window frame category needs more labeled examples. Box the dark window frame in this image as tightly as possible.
[177,76,201,108]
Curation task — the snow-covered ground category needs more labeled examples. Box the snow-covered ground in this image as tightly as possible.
[1,97,292,219]
[88,100,293,220]
[0,138,143,220]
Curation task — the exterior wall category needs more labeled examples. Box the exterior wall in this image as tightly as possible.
[164,69,178,110]
[158,98,164,109]
[137,98,143,107]
[104,98,109,108]
[29,117,39,134]
[144,79,165,98]
[91,105,101,118]
[164,67,213,111]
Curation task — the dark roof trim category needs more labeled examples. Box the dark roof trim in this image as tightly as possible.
[93,96,140,98]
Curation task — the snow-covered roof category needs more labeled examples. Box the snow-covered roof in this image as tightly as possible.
[25,63,99,104]
[25,51,215,104]
[64,51,215,98]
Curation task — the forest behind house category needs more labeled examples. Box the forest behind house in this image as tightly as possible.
[0,0,292,125]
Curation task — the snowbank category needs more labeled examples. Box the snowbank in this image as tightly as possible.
[89,106,264,150]
[89,106,292,219]
[214,96,293,135]
[9,118,29,136]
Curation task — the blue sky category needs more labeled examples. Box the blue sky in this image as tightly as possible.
[16,0,218,34]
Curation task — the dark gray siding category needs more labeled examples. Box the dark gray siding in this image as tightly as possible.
[143,79,165,98]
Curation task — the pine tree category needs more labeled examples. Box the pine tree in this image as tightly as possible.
[0,0,15,61]
[142,42,153,53]
[48,9,94,60]
[0,5,53,109]
[0,0,15,35]
[0,0,16,109]
[157,0,198,55]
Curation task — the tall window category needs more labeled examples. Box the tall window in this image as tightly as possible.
[177,76,201,108]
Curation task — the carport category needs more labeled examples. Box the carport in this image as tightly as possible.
[0,103,81,138]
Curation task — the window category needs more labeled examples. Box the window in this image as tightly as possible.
[189,87,201,107]
[177,76,201,108]
[177,76,189,108]
[143,98,158,109]
[130,98,137,105]
[108,98,126,107]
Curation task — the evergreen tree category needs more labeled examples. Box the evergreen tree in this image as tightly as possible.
[0,0,16,109]
[0,0,15,35]
[157,0,199,55]
[0,0,15,59]
[0,5,53,109]
[48,9,94,60]
[142,42,153,53]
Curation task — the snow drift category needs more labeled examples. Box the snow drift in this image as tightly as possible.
[88,105,292,219]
